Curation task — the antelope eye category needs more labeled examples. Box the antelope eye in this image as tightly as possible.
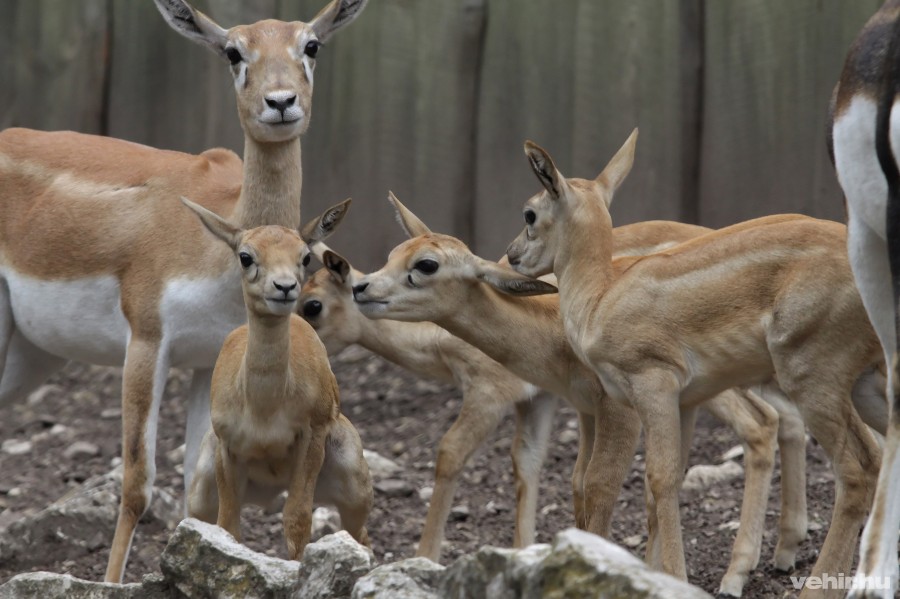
[302,254,311,267]
[524,210,536,225]
[413,259,439,275]
[304,40,320,58]
[239,252,254,268]
[303,300,323,317]
[225,47,243,65]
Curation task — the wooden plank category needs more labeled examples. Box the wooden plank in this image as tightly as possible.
[106,0,276,154]
[569,0,687,227]
[0,0,108,133]
[294,0,487,270]
[698,0,883,227]
[472,0,579,260]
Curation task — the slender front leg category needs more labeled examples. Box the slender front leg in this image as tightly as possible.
[215,441,247,541]
[583,397,641,538]
[105,337,168,583]
[633,374,686,580]
[417,384,509,561]
[572,410,596,530]
[511,393,558,546]
[285,428,327,560]
[758,384,808,573]
[184,368,213,505]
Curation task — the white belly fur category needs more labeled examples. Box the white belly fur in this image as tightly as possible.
[5,272,130,365]
[3,268,247,369]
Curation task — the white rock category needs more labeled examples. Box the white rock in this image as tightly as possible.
[1,440,32,456]
[682,461,744,494]
[449,505,470,521]
[363,449,402,479]
[417,486,433,501]
[0,571,148,599]
[161,518,298,599]
[351,558,445,599]
[622,534,643,548]
[26,384,62,406]
[718,520,741,532]
[374,478,414,498]
[311,506,342,541]
[295,531,375,599]
[166,444,185,465]
[720,445,744,462]
[100,408,122,420]
[558,429,580,444]
[63,441,101,460]
[49,424,68,436]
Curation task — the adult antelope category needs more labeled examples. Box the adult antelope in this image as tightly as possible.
[496,131,880,597]
[350,195,814,596]
[831,2,900,596]
[0,0,368,582]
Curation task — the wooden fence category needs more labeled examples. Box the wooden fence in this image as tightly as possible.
[0,0,882,268]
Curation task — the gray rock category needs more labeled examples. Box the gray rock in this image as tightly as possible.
[160,518,298,599]
[362,449,402,479]
[1,439,32,456]
[294,531,375,599]
[532,528,712,598]
[351,558,445,599]
[374,478,414,498]
[0,571,153,599]
[449,505,470,521]
[682,461,743,494]
[311,506,341,541]
[441,544,549,599]
[0,468,180,568]
[63,441,101,460]
[441,529,711,599]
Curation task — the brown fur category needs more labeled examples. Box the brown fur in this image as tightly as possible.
[512,132,881,598]
[354,199,812,596]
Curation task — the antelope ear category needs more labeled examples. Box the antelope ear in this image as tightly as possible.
[596,128,638,200]
[181,197,242,250]
[322,250,352,286]
[301,198,352,243]
[524,141,565,200]
[387,191,432,238]
[474,259,558,297]
[309,0,370,43]
[154,0,229,57]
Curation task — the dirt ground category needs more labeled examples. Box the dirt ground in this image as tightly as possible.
[0,349,843,597]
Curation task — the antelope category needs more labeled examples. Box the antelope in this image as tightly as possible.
[494,130,881,597]
[298,218,735,563]
[0,0,369,582]
[831,1,900,596]
[181,197,371,557]
[349,195,813,596]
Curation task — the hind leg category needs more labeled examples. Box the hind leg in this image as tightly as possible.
[704,388,778,597]
[0,330,68,408]
[511,392,557,546]
[315,414,372,548]
[847,213,900,597]
[186,430,219,524]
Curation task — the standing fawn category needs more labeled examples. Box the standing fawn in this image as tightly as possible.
[182,197,371,557]
[502,131,880,598]
[0,0,368,581]
[298,218,727,563]
[350,195,813,597]
[831,1,900,596]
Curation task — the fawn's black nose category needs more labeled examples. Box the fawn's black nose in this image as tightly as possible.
[274,280,298,294]
[352,282,369,298]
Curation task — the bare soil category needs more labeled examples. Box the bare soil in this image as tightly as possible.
[0,350,842,597]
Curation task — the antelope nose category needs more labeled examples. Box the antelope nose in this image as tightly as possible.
[265,92,297,114]
[274,280,298,294]
[352,282,369,298]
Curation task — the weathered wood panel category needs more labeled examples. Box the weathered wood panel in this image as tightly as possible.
[472,0,689,260]
[698,0,882,228]
[105,0,272,155]
[293,0,487,269]
[0,0,108,133]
